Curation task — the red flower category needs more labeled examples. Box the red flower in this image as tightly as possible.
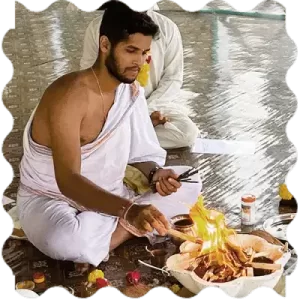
[126,271,141,285]
[96,278,109,289]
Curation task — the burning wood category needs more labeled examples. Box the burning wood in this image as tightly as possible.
[188,243,282,282]
[250,262,281,271]
[175,196,284,283]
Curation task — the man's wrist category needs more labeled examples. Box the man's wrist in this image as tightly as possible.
[123,202,139,221]
[129,162,163,184]
[148,166,163,184]
[117,200,135,219]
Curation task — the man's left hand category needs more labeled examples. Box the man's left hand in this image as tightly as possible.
[152,169,182,196]
[150,111,169,127]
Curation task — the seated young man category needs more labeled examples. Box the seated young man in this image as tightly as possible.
[80,1,199,149]
[17,1,201,268]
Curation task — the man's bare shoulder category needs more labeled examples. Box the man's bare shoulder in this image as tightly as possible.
[43,71,89,107]
[44,71,86,97]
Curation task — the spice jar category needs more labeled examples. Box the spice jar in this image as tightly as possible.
[241,194,256,225]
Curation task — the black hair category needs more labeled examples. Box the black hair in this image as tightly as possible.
[98,1,159,47]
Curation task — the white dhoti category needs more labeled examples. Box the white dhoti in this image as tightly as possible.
[17,166,201,266]
[17,83,202,266]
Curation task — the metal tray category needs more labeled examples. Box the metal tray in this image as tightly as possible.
[263,213,296,241]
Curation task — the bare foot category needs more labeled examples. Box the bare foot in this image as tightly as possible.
[75,262,90,274]
[109,223,134,251]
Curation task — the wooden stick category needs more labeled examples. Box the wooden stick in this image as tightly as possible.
[253,251,269,258]
[167,228,203,244]
[250,263,281,271]
[246,267,254,277]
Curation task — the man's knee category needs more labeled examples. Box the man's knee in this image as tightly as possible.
[33,225,86,262]
[182,120,199,145]
[20,210,87,263]
[156,117,199,149]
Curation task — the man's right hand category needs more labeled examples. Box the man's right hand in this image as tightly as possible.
[125,204,169,236]
[150,111,168,127]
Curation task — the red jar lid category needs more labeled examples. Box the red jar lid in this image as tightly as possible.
[33,272,45,280]
[241,194,256,203]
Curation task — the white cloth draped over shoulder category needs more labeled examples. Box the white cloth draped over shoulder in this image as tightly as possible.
[17,83,202,266]
[80,10,199,149]
[19,84,165,210]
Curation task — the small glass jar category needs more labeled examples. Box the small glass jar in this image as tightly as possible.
[241,194,256,225]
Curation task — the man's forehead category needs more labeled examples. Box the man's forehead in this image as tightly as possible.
[122,33,152,46]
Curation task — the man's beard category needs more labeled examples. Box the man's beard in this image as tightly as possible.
[105,50,137,84]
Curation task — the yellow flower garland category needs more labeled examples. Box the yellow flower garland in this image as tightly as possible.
[136,53,151,87]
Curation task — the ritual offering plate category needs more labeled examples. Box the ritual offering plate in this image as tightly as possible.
[263,213,296,241]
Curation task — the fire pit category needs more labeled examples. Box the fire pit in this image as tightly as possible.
[166,234,290,297]
[193,232,285,282]
[166,196,291,297]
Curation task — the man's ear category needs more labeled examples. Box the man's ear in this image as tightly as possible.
[99,36,111,54]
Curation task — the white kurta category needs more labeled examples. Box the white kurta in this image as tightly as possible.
[17,83,202,266]
[80,10,199,149]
